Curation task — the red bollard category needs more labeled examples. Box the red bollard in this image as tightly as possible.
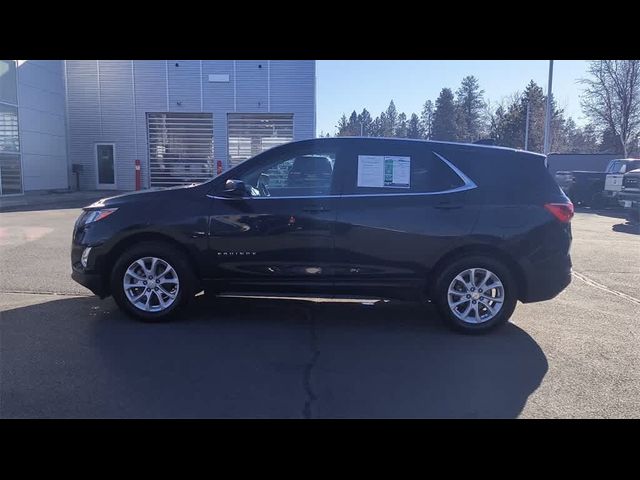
[135,159,141,190]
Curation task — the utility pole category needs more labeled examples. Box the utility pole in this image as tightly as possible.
[543,60,554,154]
[524,101,531,151]
[360,122,364,136]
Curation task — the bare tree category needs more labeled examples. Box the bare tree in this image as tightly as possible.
[580,60,640,157]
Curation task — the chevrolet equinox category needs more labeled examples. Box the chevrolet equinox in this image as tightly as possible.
[71,138,573,333]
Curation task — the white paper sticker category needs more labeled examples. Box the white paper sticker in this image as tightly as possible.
[357,155,411,188]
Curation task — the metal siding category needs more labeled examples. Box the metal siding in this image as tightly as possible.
[236,61,269,113]
[168,60,201,112]
[133,60,168,188]
[202,61,234,169]
[99,61,137,190]
[66,60,101,190]
[270,60,315,140]
[17,60,68,191]
[65,60,315,190]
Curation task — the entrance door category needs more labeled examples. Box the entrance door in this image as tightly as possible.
[96,144,117,189]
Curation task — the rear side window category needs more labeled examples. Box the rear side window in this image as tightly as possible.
[346,146,465,195]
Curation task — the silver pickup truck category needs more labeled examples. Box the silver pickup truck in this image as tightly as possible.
[555,158,640,208]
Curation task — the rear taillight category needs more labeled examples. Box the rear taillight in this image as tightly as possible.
[544,202,574,223]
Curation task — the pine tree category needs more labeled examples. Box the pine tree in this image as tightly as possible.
[407,113,423,138]
[396,112,408,137]
[336,114,349,136]
[369,115,383,137]
[347,110,359,136]
[455,76,486,142]
[381,101,398,136]
[432,89,457,141]
[420,100,434,139]
[357,108,373,136]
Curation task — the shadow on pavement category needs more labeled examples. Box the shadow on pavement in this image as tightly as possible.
[0,294,547,419]
[612,221,640,235]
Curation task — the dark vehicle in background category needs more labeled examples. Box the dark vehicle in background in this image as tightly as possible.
[618,168,640,223]
[71,138,573,334]
[555,158,640,208]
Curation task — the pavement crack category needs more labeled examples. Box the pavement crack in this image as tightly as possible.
[572,271,640,305]
[302,305,320,419]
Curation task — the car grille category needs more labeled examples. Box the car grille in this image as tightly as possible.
[624,176,639,188]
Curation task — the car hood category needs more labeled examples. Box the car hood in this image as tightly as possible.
[85,183,206,208]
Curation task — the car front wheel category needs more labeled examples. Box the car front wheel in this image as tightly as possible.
[110,241,196,322]
[434,256,518,333]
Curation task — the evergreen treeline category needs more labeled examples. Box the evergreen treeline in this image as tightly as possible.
[327,75,637,156]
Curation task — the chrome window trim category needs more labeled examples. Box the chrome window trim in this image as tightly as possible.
[432,151,478,189]
[206,150,477,200]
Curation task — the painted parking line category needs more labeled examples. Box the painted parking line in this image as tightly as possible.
[572,270,640,305]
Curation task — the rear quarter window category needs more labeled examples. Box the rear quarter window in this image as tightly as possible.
[345,143,465,195]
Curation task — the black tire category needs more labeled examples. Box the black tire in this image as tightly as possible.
[110,241,196,322]
[433,255,518,334]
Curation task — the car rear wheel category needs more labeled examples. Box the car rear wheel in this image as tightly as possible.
[433,255,518,333]
[110,241,196,322]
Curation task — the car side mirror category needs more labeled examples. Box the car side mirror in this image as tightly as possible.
[222,179,249,197]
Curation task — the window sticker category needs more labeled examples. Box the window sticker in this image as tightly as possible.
[357,155,410,188]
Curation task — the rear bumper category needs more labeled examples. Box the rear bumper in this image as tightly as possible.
[520,254,572,303]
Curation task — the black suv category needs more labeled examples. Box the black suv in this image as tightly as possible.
[71,138,573,333]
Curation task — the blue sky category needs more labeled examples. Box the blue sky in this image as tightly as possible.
[316,60,590,136]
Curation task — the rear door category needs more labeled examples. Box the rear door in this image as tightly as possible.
[332,139,480,299]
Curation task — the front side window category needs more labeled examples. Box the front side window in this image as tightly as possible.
[236,151,336,198]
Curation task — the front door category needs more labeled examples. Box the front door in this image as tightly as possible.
[206,140,342,295]
[96,144,117,189]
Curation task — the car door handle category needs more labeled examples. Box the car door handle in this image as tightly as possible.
[303,205,330,213]
[435,202,463,210]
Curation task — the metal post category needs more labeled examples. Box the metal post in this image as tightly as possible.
[543,60,554,154]
[524,101,530,151]
[360,122,364,136]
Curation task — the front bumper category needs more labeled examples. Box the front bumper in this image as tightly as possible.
[618,191,640,208]
[71,267,108,298]
[71,237,109,297]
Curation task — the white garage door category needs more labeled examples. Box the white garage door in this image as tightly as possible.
[227,113,294,168]
[147,112,214,188]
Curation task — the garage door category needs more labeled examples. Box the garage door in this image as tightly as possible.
[227,113,294,168]
[147,112,214,188]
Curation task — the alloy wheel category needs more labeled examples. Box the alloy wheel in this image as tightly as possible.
[123,257,180,312]
[447,267,505,324]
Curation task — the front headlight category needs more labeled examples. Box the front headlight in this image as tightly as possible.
[79,208,118,226]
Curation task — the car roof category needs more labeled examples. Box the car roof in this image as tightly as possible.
[288,136,543,157]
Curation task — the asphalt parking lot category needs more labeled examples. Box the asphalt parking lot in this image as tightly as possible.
[1,205,639,418]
